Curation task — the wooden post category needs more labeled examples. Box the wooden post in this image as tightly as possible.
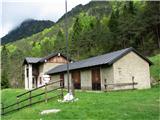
[45,83,47,103]
[104,79,107,91]
[61,80,63,99]
[29,91,32,106]
[17,97,19,110]
[132,76,135,89]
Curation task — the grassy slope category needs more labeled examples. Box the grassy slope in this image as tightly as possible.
[1,85,160,120]
[149,54,160,81]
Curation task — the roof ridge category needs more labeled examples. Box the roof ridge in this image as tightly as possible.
[25,57,42,59]
[68,47,133,64]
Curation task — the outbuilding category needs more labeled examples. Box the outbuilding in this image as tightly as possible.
[46,47,152,91]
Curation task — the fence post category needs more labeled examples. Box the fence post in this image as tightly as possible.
[61,80,63,99]
[104,79,107,92]
[132,76,135,90]
[17,97,19,110]
[29,91,32,106]
[45,83,48,103]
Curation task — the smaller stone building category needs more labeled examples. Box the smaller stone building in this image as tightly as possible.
[46,47,152,91]
[23,53,71,90]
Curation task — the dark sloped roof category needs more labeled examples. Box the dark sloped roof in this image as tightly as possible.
[39,52,73,63]
[39,53,58,62]
[46,47,152,75]
[23,52,73,64]
[24,57,42,64]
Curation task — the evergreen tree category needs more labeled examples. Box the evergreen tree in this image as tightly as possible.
[1,46,10,89]
[143,1,160,48]
[71,17,83,59]
[9,48,24,88]
[54,29,66,53]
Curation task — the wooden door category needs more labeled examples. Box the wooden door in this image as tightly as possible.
[60,73,64,88]
[92,67,101,90]
[71,71,81,89]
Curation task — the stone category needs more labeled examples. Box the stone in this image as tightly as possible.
[40,109,60,115]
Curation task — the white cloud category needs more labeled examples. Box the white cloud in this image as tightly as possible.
[1,0,90,38]
[1,22,13,37]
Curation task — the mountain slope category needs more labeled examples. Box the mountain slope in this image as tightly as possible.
[57,1,111,23]
[1,19,55,45]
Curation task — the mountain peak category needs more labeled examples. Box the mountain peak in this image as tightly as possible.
[1,19,55,45]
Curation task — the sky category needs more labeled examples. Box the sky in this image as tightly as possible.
[0,0,91,38]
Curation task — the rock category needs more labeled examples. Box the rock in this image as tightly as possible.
[63,92,74,101]
[40,109,60,115]
[58,92,79,103]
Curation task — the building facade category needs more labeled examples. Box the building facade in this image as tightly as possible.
[47,48,152,91]
[23,53,70,90]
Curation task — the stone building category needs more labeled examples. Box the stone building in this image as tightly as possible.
[46,47,152,91]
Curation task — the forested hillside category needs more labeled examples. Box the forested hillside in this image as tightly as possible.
[1,19,54,45]
[1,1,160,88]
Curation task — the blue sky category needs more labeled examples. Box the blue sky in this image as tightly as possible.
[0,0,91,38]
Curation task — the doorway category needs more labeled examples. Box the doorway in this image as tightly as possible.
[71,71,81,89]
[92,67,101,90]
[60,73,64,88]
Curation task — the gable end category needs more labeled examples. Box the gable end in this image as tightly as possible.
[108,48,153,66]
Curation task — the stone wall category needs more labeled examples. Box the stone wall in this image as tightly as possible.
[113,51,151,90]
[100,66,114,91]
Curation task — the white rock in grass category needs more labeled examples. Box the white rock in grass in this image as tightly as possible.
[64,93,74,101]
[58,92,79,103]
[40,109,60,115]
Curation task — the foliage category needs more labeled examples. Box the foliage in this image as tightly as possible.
[149,54,160,81]
[1,85,160,120]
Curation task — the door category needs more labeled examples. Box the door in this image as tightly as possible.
[92,67,101,90]
[71,71,81,89]
[60,73,64,88]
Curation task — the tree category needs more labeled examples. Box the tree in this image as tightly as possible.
[1,46,10,89]
[54,29,66,53]
[142,1,160,48]
[41,37,55,55]
[9,48,24,88]
[71,17,83,59]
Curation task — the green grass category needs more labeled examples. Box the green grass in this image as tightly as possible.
[149,54,160,81]
[1,85,160,120]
